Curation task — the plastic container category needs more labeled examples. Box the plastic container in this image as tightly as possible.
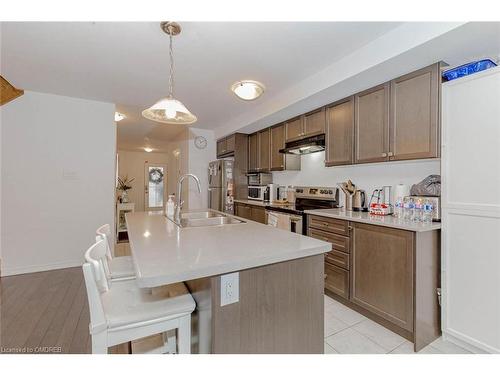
[442,59,497,82]
[423,199,434,224]
[166,195,175,218]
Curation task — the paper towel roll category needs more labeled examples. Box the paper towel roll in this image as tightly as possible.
[393,184,410,201]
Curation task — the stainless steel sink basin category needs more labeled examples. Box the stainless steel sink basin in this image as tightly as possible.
[174,215,245,228]
[181,210,224,219]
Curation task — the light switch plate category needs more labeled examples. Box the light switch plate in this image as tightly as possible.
[220,272,239,306]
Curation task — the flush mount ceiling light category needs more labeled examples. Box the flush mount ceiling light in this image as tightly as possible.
[231,80,265,101]
[142,22,197,125]
[144,147,153,153]
[115,112,126,122]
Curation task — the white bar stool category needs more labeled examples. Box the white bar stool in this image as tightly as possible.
[96,224,135,280]
[83,239,195,354]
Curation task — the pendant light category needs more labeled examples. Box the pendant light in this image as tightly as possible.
[142,22,197,125]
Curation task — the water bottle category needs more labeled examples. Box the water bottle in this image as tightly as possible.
[423,200,434,224]
[394,197,403,219]
[413,198,423,222]
[404,198,414,222]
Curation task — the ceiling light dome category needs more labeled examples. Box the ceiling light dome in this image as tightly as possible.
[142,22,197,125]
[231,80,265,101]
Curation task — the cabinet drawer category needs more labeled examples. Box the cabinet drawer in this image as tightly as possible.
[325,250,350,270]
[325,263,349,299]
[308,227,350,254]
[308,215,350,237]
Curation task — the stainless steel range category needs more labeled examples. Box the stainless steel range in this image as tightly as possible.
[266,186,339,234]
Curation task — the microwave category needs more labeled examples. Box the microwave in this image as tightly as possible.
[248,186,268,201]
[247,173,272,186]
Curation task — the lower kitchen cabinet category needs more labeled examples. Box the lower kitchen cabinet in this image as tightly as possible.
[324,262,349,299]
[307,214,441,351]
[234,202,266,224]
[350,223,414,332]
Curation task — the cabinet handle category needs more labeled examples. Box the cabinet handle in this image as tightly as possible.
[324,274,328,280]
[387,151,394,157]
[348,226,353,231]
[381,152,387,157]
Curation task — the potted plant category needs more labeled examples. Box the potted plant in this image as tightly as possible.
[117,176,135,203]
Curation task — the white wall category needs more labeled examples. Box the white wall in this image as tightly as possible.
[272,151,440,204]
[0,91,116,276]
[117,150,170,212]
[187,128,216,210]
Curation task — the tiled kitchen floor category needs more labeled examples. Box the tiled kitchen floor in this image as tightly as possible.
[323,295,471,354]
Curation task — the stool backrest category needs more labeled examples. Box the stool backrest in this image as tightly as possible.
[96,224,113,260]
[84,238,111,292]
[82,240,108,334]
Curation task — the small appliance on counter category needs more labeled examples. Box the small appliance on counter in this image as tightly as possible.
[248,185,268,201]
[247,172,273,201]
[369,186,393,216]
[352,189,367,212]
[266,183,279,203]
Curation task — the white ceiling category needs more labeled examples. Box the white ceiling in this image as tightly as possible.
[0,21,402,151]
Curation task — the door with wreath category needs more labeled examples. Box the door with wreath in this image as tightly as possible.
[144,163,167,211]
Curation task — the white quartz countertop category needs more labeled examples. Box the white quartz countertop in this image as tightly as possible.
[125,210,331,287]
[304,208,441,232]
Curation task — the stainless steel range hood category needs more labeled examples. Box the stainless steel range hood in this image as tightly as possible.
[279,134,325,155]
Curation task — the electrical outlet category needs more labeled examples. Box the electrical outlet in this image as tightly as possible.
[220,272,239,306]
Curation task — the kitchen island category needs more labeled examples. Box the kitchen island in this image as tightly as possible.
[125,210,331,354]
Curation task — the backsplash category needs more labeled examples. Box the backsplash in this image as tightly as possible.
[272,151,440,204]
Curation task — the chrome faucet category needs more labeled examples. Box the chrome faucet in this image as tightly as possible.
[174,174,202,223]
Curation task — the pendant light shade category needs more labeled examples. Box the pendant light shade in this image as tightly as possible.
[142,96,197,124]
[143,22,197,125]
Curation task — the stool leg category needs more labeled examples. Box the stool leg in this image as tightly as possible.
[92,332,108,354]
[177,316,191,354]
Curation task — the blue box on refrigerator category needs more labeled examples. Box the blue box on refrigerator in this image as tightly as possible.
[442,59,497,81]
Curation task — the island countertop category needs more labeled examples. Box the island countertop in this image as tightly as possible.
[125,210,331,287]
[304,208,441,232]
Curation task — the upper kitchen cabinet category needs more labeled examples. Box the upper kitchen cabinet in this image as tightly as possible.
[257,128,271,172]
[354,83,390,164]
[389,63,440,161]
[216,133,240,158]
[325,97,354,167]
[303,108,326,137]
[248,132,259,172]
[285,116,304,142]
[285,109,326,143]
[270,123,301,171]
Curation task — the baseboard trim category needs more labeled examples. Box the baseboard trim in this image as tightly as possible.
[1,259,83,277]
[443,328,499,354]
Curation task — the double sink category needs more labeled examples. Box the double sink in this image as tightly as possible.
[169,210,246,228]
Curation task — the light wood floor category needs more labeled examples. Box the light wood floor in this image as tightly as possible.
[1,243,132,354]
[1,267,91,354]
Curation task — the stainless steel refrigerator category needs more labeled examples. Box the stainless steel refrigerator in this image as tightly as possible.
[208,160,234,214]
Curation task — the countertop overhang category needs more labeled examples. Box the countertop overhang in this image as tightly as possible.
[125,211,331,288]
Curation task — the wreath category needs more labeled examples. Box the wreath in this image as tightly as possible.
[149,168,164,184]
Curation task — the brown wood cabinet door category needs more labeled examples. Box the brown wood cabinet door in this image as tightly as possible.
[350,223,414,331]
[225,134,236,154]
[251,206,266,224]
[325,263,349,299]
[354,83,390,164]
[270,124,285,171]
[216,138,226,157]
[390,63,440,161]
[235,203,252,220]
[248,133,259,172]
[285,116,304,142]
[257,128,270,172]
[325,97,354,166]
[304,108,326,137]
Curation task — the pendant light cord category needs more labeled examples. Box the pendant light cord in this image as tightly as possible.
[168,31,174,98]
